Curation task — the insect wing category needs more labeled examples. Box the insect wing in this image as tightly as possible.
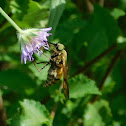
[63,78,69,100]
[63,65,69,100]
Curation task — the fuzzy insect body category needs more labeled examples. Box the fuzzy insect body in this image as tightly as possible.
[43,43,69,99]
[44,50,67,87]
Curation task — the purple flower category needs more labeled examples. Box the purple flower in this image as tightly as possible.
[18,27,52,64]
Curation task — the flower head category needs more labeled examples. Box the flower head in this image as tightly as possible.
[18,27,52,64]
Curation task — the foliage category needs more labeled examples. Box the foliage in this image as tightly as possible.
[0,0,126,126]
[10,99,50,126]
[69,74,101,99]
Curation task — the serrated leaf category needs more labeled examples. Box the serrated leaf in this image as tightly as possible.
[69,74,101,99]
[16,0,50,28]
[19,99,50,126]
[48,0,66,41]
[83,104,105,126]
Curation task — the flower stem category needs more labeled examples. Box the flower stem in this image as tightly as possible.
[0,7,23,33]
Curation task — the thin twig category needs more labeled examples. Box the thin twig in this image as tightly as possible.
[99,0,104,7]
[50,84,63,126]
[99,50,122,91]
[41,95,50,104]
[86,0,94,14]
[0,90,7,126]
[72,43,117,77]
[92,50,122,103]
[74,0,84,13]
[50,102,58,126]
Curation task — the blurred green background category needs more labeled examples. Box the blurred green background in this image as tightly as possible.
[0,0,126,126]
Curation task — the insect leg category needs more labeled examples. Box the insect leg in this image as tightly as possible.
[34,59,49,64]
[38,49,53,61]
[49,46,59,54]
[40,62,50,71]
[36,61,49,64]
[33,60,50,72]
[42,53,53,61]
[33,61,40,72]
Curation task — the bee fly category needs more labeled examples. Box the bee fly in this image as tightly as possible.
[33,43,69,99]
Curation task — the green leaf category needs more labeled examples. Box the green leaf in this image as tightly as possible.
[0,0,6,9]
[55,19,87,45]
[28,52,51,83]
[101,76,115,94]
[110,94,126,126]
[69,74,101,99]
[22,0,49,28]
[93,4,121,45]
[0,69,35,92]
[119,0,126,10]
[111,61,122,91]
[48,0,66,41]
[19,99,50,126]
[113,121,121,126]
[117,36,126,43]
[76,4,121,61]
[111,8,125,19]
[83,23,109,61]
[94,100,113,125]
[83,104,105,126]
[10,0,29,20]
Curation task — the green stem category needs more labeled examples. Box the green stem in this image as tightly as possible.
[0,7,23,33]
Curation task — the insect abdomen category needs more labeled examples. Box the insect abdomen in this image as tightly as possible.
[44,67,63,87]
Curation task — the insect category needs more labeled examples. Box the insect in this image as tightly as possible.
[33,43,69,99]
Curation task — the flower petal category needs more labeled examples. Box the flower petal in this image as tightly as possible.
[20,27,52,64]
[26,44,33,53]
[40,27,52,32]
